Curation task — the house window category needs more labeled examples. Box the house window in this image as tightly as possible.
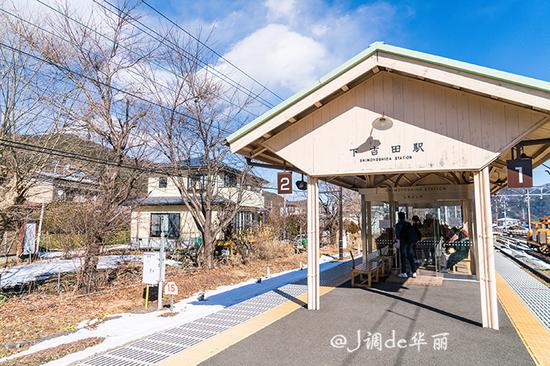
[187,174,204,191]
[224,173,237,187]
[158,177,168,188]
[150,213,180,239]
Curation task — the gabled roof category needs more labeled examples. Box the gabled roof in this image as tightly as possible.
[227,42,550,149]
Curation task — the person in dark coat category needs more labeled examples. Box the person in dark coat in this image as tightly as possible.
[395,212,417,278]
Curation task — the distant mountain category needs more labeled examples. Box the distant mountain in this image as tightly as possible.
[492,183,550,222]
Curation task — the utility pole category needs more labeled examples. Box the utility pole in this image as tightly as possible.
[158,232,166,310]
[33,202,45,264]
[338,186,343,260]
[526,189,532,236]
[282,198,287,241]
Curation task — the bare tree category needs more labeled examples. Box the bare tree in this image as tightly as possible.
[0,5,76,258]
[30,1,153,291]
[146,29,257,269]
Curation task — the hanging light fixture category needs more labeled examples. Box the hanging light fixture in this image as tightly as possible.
[372,114,393,130]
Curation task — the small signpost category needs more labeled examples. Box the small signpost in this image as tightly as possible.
[164,281,178,311]
[142,252,162,285]
[507,158,533,188]
[277,171,293,194]
[142,249,166,309]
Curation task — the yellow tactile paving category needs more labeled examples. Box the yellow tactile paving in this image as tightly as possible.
[496,273,550,366]
[158,274,350,366]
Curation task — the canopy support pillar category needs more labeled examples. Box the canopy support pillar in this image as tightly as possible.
[307,176,320,310]
[361,194,367,263]
[367,201,373,253]
[463,199,477,276]
[473,167,499,330]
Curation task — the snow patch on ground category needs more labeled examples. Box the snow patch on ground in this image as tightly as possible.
[0,255,180,288]
[1,256,347,366]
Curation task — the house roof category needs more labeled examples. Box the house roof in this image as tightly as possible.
[157,156,268,185]
[226,42,550,147]
[136,196,227,206]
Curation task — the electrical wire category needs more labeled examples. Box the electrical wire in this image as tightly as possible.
[0,41,241,137]
[96,0,275,109]
[23,2,260,120]
[139,0,284,102]
[0,138,281,189]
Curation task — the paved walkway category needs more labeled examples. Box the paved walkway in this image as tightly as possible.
[78,259,355,366]
[201,275,533,366]
[77,252,550,366]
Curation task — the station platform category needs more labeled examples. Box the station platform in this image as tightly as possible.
[79,253,550,366]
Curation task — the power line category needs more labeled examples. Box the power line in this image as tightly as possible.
[0,138,277,189]
[139,0,284,102]
[0,40,241,137]
[95,0,275,109]
[23,1,260,120]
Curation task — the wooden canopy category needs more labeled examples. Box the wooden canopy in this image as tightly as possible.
[227,42,550,191]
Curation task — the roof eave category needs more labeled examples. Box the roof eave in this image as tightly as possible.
[227,42,550,148]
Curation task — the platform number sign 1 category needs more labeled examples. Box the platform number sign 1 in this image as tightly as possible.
[506,158,533,188]
[277,171,293,194]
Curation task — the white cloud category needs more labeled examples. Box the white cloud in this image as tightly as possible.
[265,0,296,21]
[206,0,405,100]
[219,23,328,93]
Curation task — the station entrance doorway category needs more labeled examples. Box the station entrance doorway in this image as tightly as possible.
[360,185,475,279]
[400,201,472,276]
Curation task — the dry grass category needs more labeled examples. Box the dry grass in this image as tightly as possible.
[1,337,104,366]
[0,252,307,356]
[251,240,294,260]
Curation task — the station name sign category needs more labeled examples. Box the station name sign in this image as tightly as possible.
[351,141,425,163]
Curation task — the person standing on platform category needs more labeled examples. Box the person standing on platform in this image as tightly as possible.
[411,215,422,264]
[395,212,417,278]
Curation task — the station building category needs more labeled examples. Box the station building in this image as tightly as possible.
[226,42,550,330]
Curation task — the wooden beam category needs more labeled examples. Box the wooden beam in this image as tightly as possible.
[341,84,349,92]
[314,101,323,108]
[250,146,267,158]
[372,66,380,74]
[288,117,297,123]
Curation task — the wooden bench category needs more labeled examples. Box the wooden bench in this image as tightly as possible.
[351,250,382,288]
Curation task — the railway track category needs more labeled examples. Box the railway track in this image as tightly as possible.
[494,234,550,284]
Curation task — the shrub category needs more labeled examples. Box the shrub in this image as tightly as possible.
[251,240,294,260]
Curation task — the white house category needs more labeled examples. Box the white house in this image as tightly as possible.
[130,164,267,249]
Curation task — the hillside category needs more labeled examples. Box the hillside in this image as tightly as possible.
[492,183,550,221]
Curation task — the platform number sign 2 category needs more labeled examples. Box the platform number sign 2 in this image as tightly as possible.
[277,171,293,194]
[506,158,532,188]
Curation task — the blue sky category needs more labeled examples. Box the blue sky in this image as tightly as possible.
[38,0,547,187]
[141,0,550,186]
